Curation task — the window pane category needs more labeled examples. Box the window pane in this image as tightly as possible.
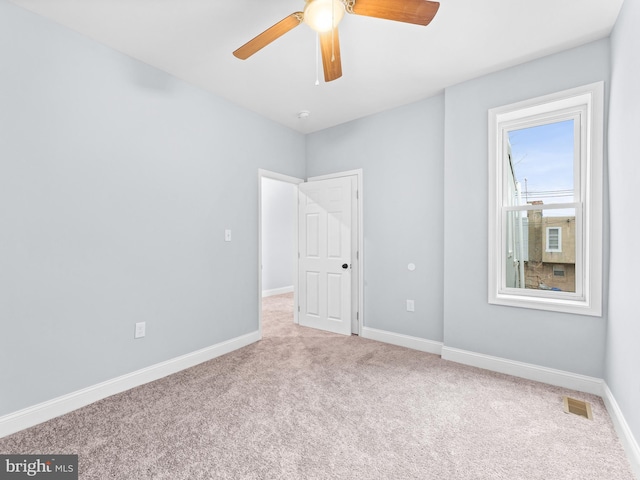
[508,119,574,205]
[546,227,561,252]
[505,207,576,293]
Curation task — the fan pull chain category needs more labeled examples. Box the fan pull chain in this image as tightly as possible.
[331,29,335,62]
[315,33,320,85]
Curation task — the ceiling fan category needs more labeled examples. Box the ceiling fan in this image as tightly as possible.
[233,0,440,82]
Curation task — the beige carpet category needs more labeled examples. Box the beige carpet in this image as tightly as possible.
[0,293,634,479]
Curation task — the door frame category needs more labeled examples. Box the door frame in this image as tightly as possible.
[258,168,363,337]
[307,169,364,335]
[258,169,304,339]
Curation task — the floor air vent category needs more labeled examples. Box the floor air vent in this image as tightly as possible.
[563,396,593,420]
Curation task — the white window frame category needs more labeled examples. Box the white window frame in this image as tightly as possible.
[488,82,603,316]
[546,227,562,253]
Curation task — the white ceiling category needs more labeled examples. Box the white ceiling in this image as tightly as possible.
[10,0,623,134]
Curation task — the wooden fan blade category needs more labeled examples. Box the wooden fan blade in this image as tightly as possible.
[319,28,342,82]
[233,12,303,59]
[350,0,439,26]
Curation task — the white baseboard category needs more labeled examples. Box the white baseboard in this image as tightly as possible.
[361,327,443,355]
[602,384,640,479]
[0,330,261,439]
[441,346,604,395]
[262,286,294,297]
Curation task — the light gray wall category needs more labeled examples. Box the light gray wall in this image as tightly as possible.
[443,39,610,377]
[306,96,445,342]
[606,0,640,453]
[261,178,296,292]
[0,0,305,416]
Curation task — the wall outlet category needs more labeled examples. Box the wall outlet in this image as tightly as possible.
[406,299,415,312]
[224,229,232,242]
[134,321,146,339]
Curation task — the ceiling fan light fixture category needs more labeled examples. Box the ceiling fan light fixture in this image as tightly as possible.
[233,0,441,83]
[303,0,345,33]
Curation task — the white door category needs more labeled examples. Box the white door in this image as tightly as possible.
[298,177,352,335]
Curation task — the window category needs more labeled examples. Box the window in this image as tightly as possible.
[488,82,603,316]
[546,227,561,253]
[553,265,565,277]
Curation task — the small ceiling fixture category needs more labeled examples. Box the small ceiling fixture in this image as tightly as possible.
[297,110,311,120]
[233,0,440,83]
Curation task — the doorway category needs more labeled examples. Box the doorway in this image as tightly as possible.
[258,169,363,337]
[258,170,303,338]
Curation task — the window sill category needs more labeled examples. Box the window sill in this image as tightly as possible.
[489,291,601,317]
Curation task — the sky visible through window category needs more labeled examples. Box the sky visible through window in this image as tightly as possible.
[508,119,574,215]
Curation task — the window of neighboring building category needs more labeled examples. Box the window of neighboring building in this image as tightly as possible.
[553,265,565,277]
[546,227,562,253]
[488,82,603,316]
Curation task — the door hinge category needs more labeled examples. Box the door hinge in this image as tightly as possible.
[356,312,359,320]
[356,251,359,260]
[298,252,300,259]
[356,190,359,199]
[298,306,301,312]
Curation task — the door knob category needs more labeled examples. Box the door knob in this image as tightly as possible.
[342,263,349,269]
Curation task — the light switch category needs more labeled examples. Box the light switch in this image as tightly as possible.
[225,229,232,242]
[406,299,415,312]
[135,322,146,339]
